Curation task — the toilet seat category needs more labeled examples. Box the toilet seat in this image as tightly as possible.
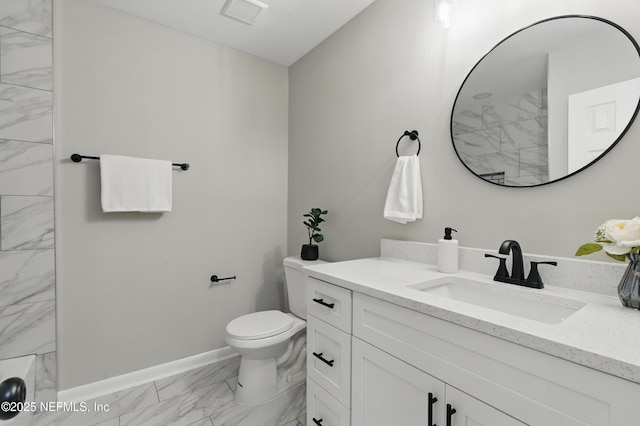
[226,310,293,340]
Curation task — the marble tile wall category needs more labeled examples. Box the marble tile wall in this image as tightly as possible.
[452,89,549,185]
[0,0,56,403]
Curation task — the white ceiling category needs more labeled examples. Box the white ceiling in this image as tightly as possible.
[87,0,377,67]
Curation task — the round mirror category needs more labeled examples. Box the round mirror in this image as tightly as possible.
[451,15,640,187]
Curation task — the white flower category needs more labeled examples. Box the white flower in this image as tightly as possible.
[602,243,633,255]
[601,217,640,255]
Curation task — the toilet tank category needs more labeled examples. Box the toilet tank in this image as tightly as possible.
[283,256,327,319]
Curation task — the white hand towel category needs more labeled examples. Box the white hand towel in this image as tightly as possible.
[383,155,423,224]
[100,154,172,213]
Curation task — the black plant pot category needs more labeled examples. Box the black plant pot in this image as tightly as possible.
[301,244,319,261]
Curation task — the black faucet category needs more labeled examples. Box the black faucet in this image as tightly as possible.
[499,240,524,281]
[485,240,557,289]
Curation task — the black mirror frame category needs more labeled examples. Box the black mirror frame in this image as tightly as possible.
[450,15,640,188]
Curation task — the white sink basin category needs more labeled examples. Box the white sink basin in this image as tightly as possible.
[408,276,585,324]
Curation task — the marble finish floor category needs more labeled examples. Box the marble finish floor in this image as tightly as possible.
[30,356,306,426]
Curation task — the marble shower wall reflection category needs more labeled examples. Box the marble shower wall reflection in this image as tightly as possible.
[0,0,56,402]
[453,89,548,186]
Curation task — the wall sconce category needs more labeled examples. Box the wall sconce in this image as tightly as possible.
[435,0,457,29]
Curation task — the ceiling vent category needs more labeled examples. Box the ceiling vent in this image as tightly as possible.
[221,0,269,25]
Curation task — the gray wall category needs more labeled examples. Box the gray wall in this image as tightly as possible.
[288,0,640,263]
[0,0,57,403]
[55,0,288,389]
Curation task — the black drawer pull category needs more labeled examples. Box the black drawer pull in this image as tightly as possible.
[312,352,335,367]
[428,392,438,426]
[312,298,335,309]
[312,418,323,426]
[446,404,457,426]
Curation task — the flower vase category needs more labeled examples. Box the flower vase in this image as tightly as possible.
[618,254,640,310]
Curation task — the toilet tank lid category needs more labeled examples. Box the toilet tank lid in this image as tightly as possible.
[283,256,327,270]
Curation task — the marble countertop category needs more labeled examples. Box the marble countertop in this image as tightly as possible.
[304,256,640,385]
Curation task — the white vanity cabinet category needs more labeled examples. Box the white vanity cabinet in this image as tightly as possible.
[352,337,523,426]
[306,274,640,426]
[306,277,353,426]
[351,335,443,426]
[352,292,640,426]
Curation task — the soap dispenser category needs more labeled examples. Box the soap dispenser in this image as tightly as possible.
[438,227,458,273]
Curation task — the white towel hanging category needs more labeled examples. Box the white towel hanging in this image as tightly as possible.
[383,155,423,224]
[100,154,173,213]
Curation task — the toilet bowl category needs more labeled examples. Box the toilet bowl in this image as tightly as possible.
[225,256,326,404]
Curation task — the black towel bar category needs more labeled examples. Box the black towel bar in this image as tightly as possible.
[70,153,189,171]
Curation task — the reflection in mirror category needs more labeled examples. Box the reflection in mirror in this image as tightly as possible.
[451,16,640,187]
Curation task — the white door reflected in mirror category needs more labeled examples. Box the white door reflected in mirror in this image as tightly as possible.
[567,78,640,175]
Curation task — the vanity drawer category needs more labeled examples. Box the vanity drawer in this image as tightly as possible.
[307,377,350,426]
[307,314,351,407]
[307,277,352,333]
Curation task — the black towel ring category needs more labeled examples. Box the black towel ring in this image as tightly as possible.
[395,130,421,157]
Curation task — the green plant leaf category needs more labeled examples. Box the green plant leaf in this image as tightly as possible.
[606,252,627,262]
[575,243,602,256]
[303,208,327,241]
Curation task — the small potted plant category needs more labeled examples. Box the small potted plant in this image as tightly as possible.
[301,208,328,260]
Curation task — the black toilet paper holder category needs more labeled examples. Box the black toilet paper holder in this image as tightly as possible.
[210,275,236,283]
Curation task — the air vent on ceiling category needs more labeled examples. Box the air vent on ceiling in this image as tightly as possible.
[221,0,269,25]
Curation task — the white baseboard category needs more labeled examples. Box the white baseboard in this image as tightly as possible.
[57,346,237,402]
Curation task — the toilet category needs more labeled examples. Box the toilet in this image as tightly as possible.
[225,256,326,404]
